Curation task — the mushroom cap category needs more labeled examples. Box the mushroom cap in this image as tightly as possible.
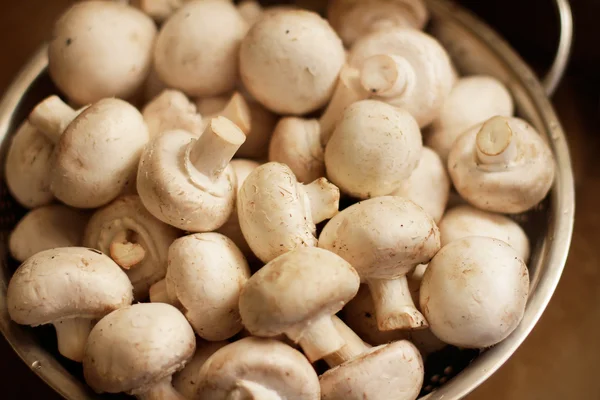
[5,122,54,208]
[319,340,424,400]
[196,337,321,400]
[132,0,183,22]
[51,98,149,208]
[48,1,156,105]
[142,89,204,138]
[83,303,195,395]
[319,196,440,280]
[448,117,555,213]
[237,162,318,263]
[239,247,359,337]
[348,28,454,127]
[327,0,429,46]
[426,75,514,162]
[9,204,90,262]
[83,195,180,300]
[439,204,530,261]
[420,236,530,348]
[137,129,237,232]
[240,9,346,115]
[325,100,422,199]
[165,232,250,340]
[154,0,247,97]
[268,117,325,184]
[390,147,450,222]
[7,247,133,326]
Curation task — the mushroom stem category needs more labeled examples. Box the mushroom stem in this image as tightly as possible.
[109,230,146,270]
[228,380,283,400]
[360,54,415,99]
[218,93,252,135]
[187,117,246,182]
[475,116,518,167]
[324,316,371,368]
[53,318,93,362]
[302,178,340,224]
[28,95,80,144]
[368,276,429,331]
[137,376,186,400]
[285,314,346,363]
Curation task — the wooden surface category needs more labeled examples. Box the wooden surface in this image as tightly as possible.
[0,1,597,399]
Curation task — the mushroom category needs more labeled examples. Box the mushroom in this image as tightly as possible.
[327,0,429,47]
[389,147,450,222]
[319,196,440,330]
[348,28,455,127]
[142,89,204,138]
[195,337,321,399]
[144,66,169,104]
[172,340,228,399]
[28,95,149,208]
[426,75,514,162]
[9,204,90,262]
[154,0,248,97]
[323,316,372,368]
[325,100,422,199]
[137,116,245,232]
[7,247,133,362]
[149,232,250,340]
[239,247,360,362]
[237,0,264,26]
[421,236,530,348]
[83,303,195,399]
[83,195,180,300]
[132,0,183,22]
[48,1,156,105]
[239,9,346,115]
[448,116,556,213]
[237,162,340,263]
[196,92,253,136]
[439,204,530,261]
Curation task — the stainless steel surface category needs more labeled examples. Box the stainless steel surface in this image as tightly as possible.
[543,0,573,96]
[0,1,575,399]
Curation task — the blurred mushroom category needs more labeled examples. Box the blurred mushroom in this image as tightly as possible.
[142,89,204,138]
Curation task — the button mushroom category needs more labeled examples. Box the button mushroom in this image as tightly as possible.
[142,89,204,138]
[132,0,183,23]
[196,92,253,136]
[172,340,228,399]
[448,116,556,213]
[426,75,514,162]
[319,196,440,330]
[154,0,248,97]
[237,0,264,26]
[48,1,156,105]
[7,247,133,362]
[237,162,340,263]
[239,247,360,362]
[83,195,180,300]
[240,9,346,115]
[323,316,372,368]
[420,236,530,348]
[439,204,530,261]
[195,337,321,399]
[349,28,455,128]
[28,95,149,208]
[325,100,422,199]
[137,117,245,232]
[83,303,195,399]
[9,204,90,262]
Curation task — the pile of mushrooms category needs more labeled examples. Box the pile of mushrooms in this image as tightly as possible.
[3,1,558,399]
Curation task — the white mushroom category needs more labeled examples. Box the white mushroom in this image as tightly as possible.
[149,232,250,341]
[9,204,90,262]
[28,95,149,208]
[323,316,372,368]
[239,247,360,362]
[325,100,422,199]
[420,236,530,348]
[142,89,204,138]
[240,9,346,115]
[132,0,183,22]
[237,162,340,263]
[195,337,321,399]
[172,340,228,399]
[426,75,514,162]
[196,92,253,137]
[154,0,248,97]
[137,117,245,232]
[319,196,440,330]
[448,116,556,213]
[439,204,530,261]
[48,1,156,105]
[7,247,133,362]
[83,303,195,399]
[237,0,264,26]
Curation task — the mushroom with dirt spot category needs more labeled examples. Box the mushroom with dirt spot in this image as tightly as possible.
[142,89,204,138]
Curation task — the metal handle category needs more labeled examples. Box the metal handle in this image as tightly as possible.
[543,0,573,96]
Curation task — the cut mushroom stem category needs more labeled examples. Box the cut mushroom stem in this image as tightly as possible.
[368,276,428,331]
[475,116,518,167]
[324,316,371,368]
[286,314,346,363]
[137,376,186,400]
[218,93,252,136]
[28,95,79,144]
[187,117,246,182]
[109,230,146,270]
[360,54,415,98]
[302,178,340,224]
[53,318,93,363]
[229,380,282,400]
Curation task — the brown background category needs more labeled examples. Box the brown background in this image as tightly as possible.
[0,1,598,399]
